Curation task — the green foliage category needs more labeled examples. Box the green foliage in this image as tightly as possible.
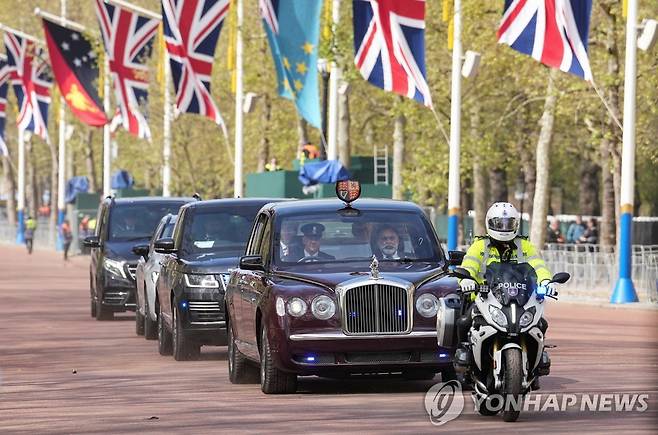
[0,0,656,214]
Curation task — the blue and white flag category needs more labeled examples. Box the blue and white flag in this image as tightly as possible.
[260,0,322,128]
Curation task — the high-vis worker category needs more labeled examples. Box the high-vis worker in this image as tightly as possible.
[455,202,553,374]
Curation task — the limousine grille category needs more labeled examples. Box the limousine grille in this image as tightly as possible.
[342,283,409,335]
[188,301,224,323]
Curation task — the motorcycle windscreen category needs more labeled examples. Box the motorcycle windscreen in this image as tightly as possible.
[484,262,538,306]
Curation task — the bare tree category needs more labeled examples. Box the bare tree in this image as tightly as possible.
[338,83,351,170]
[392,113,405,200]
[2,155,16,226]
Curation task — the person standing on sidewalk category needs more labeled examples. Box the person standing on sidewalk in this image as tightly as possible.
[24,216,37,255]
[61,220,73,261]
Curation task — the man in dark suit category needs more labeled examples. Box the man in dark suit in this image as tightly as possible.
[287,223,334,262]
[279,221,304,260]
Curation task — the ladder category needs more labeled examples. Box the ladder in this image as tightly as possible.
[373,145,389,185]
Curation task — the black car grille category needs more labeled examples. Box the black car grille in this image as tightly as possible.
[188,301,224,323]
[126,264,137,281]
[103,290,127,305]
[343,284,409,334]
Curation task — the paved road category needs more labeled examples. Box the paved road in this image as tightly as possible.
[1,245,657,434]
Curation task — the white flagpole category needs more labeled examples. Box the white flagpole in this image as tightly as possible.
[162,49,172,197]
[103,56,111,197]
[233,0,244,198]
[611,0,639,303]
[56,0,67,251]
[16,129,25,244]
[447,0,462,251]
[327,0,341,161]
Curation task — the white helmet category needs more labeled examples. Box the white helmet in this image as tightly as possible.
[485,202,520,242]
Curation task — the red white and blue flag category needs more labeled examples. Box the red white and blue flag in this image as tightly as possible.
[95,0,159,140]
[353,0,432,107]
[162,0,228,129]
[497,0,593,81]
[4,33,52,143]
[0,57,11,155]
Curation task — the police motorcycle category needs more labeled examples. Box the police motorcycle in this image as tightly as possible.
[437,262,570,422]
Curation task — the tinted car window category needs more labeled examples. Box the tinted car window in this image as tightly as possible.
[108,203,184,241]
[180,207,262,258]
[274,210,441,266]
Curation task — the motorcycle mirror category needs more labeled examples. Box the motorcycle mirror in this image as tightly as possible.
[551,272,570,284]
[450,267,473,281]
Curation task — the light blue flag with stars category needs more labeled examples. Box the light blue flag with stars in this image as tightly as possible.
[261,0,322,129]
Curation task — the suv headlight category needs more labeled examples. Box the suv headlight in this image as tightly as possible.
[489,305,508,328]
[104,258,126,279]
[287,297,307,317]
[184,274,219,288]
[311,295,336,320]
[416,294,439,318]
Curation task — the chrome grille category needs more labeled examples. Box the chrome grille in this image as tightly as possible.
[103,290,127,305]
[126,264,137,280]
[343,283,409,334]
[188,301,224,323]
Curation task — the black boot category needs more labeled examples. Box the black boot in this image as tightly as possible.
[537,350,551,376]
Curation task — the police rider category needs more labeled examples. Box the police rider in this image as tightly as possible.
[455,202,553,375]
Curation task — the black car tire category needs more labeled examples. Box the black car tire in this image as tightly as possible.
[135,309,145,336]
[260,325,297,394]
[228,321,259,384]
[402,369,436,381]
[144,299,158,340]
[90,298,97,318]
[172,304,200,361]
[158,304,173,356]
[95,297,113,321]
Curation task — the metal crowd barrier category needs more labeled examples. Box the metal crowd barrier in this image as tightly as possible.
[542,243,658,303]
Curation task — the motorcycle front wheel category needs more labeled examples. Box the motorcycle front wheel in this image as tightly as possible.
[502,348,523,422]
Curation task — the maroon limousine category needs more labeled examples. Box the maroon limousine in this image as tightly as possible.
[225,183,461,393]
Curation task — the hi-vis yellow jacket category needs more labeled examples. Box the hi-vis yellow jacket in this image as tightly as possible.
[460,236,552,284]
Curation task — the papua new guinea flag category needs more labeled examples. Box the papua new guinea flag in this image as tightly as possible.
[42,18,108,126]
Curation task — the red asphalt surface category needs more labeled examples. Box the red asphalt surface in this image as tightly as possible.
[1,245,657,434]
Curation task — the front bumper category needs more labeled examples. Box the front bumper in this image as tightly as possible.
[267,326,453,376]
[101,272,136,312]
[177,288,227,345]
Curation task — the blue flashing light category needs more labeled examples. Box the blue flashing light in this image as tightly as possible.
[439,353,449,359]
[349,311,358,318]
[180,300,188,309]
[397,309,403,317]
[536,285,547,298]
[305,355,316,362]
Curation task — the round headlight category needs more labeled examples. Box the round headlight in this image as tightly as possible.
[311,295,336,320]
[287,297,307,317]
[519,310,535,328]
[416,293,439,318]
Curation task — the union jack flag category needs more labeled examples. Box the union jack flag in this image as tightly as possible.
[4,33,52,144]
[498,0,593,81]
[0,58,11,155]
[95,0,159,140]
[353,0,432,107]
[162,0,228,128]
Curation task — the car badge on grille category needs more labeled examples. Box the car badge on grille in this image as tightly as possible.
[370,255,380,280]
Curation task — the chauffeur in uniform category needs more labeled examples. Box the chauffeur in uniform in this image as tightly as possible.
[287,223,335,262]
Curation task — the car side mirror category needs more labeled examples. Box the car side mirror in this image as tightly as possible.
[83,235,100,248]
[551,272,570,284]
[240,255,265,271]
[132,244,149,259]
[447,250,466,266]
[450,267,473,281]
[154,238,176,254]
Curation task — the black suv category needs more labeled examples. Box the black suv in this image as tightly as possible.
[84,196,193,320]
[154,198,285,361]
